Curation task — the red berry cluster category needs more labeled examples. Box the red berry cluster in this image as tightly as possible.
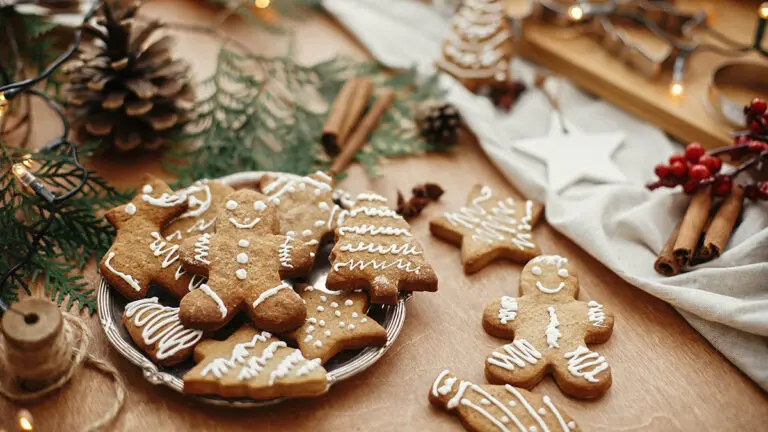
[746,97,768,134]
[650,143,730,195]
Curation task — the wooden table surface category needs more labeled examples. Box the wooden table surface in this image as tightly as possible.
[1,1,767,431]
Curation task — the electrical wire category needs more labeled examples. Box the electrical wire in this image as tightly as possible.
[0,1,103,313]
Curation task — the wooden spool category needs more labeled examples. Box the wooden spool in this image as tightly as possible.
[1,298,64,391]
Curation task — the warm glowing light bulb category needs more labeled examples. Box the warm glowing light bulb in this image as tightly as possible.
[0,92,7,117]
[568,5,584,21]
[12,163,27,178]
[670,82,684,97]
[18,409,33,431]
[760,2,768,19]
[254,0,270,8]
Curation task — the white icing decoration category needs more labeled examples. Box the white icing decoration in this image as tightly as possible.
[313,340,323,348]
[174,181,211,220]
[304,335,313,343]
[330,302,338,308]
[505,385,550,432]
[587,301,606,327]
[344,300,353,306]
[558,269,569,278]
[443,186,535,249]
[307,317,317,324]
[356,192,388,202]
[545,306,561,349]
[338,321,345,327]
[338,224,412,237]
[104,252,141,291]
[193,233,211,264]
[334,311,341,317]
[347,324,355,330]
[267,350,318,385]
[339,242,422,256]
[531,266,542,276]
[225,200,238,210]
[317,306,325,312]
[431,370,451,397]
[304,285,342,295]
[480,398,490,405]
[360,318,368,323]
[568,421,576,430]
[314,220,325,228]
[564,346,609,383]
[488,340,542,371]
[229,217,260,229]
[185,217,216,234]
[237,253,249,264]
[531,255,568,267]
[305,326,315,333]
[348,206,401,219]
[319,295,327,302]
[239,239,249,247]
[125,203,136,215]
[236,341,286,381]
[536,281,565,294]
[279,233,294,269]
[352,312,358,318]
[498,296,518,324]
[252,282,292,309]
[318,202,330,211]
[201,331,271,378]
[142,186,185,207]
[149,232,180,269]
[319,320,326,327]
[333,258,420,274]
[538,408,547,415]
[543,395,571,432]
[198,284,227,318]
[302,229,312,237]
[142,185,153,194]
[324,330,331,337]
[124,298,203,360]
[253,201,266,211]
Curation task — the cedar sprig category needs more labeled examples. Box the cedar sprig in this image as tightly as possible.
[0,141,132,313]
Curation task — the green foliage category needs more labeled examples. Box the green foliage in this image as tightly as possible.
[165,48,447,183]
[0,143,133,314]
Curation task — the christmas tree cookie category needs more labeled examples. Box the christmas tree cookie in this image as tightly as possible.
[101,174,190,300]
[430,369,581,432]
[326,192,439,304]
[482,255,614,399]
[184,325,328,400]
[177,189,311,332]
[437,0,514,92]
[288,284,387,364]
[430,185,543,274]
[259,171,339,278]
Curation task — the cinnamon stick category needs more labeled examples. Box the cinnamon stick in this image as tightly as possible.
[322,79,358,155]
[654,223,682,277]
[330,89,395,175]
[673,187,712,266]
[699,185,745,261]
[338,77,374,148]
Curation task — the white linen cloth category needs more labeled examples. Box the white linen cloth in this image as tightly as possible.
[323,0,768,390]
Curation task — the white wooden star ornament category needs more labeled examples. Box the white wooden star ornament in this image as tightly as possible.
[510,111,626,193]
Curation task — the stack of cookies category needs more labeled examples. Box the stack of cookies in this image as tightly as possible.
[100,172,439,400]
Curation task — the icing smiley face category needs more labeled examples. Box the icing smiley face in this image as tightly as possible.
[218,190,280,234]
[520,255,577,298]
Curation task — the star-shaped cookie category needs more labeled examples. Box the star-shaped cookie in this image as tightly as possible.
[430,184,543,273]
[288,284,388,364]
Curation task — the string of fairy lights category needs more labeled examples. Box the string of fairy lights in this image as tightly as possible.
[556,0,768,98]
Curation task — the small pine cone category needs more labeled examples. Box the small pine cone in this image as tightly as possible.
[415,99,461,148]
[62,2,195,152]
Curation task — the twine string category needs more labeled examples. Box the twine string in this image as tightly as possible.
[0,311,125,432]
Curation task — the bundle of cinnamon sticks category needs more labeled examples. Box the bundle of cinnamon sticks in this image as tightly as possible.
[322,77,395,175]
[654,185,745,276]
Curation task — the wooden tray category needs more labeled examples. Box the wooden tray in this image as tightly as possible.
[511,0,768,149]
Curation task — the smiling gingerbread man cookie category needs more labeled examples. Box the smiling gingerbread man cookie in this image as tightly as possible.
[482,255,614,399]
[177,189,311,332]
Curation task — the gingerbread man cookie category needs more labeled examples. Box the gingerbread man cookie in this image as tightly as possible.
[259,171,339,278]
[482,255,614,399]
[430,369,581,432]
[144,180,235,298]
[326,192,439,304]
[100,174,190,300]
[183,325,328,400]
[123,297,204,366]
[288,284,387,364]
[430,185,543,274]
[177,189,310,332]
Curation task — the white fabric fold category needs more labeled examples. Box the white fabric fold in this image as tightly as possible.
[324,0,768,390]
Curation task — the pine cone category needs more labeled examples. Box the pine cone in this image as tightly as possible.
[62,1,195,152]
[415,100,461,148]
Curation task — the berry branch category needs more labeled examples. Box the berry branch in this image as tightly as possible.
[647,97,768,200]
